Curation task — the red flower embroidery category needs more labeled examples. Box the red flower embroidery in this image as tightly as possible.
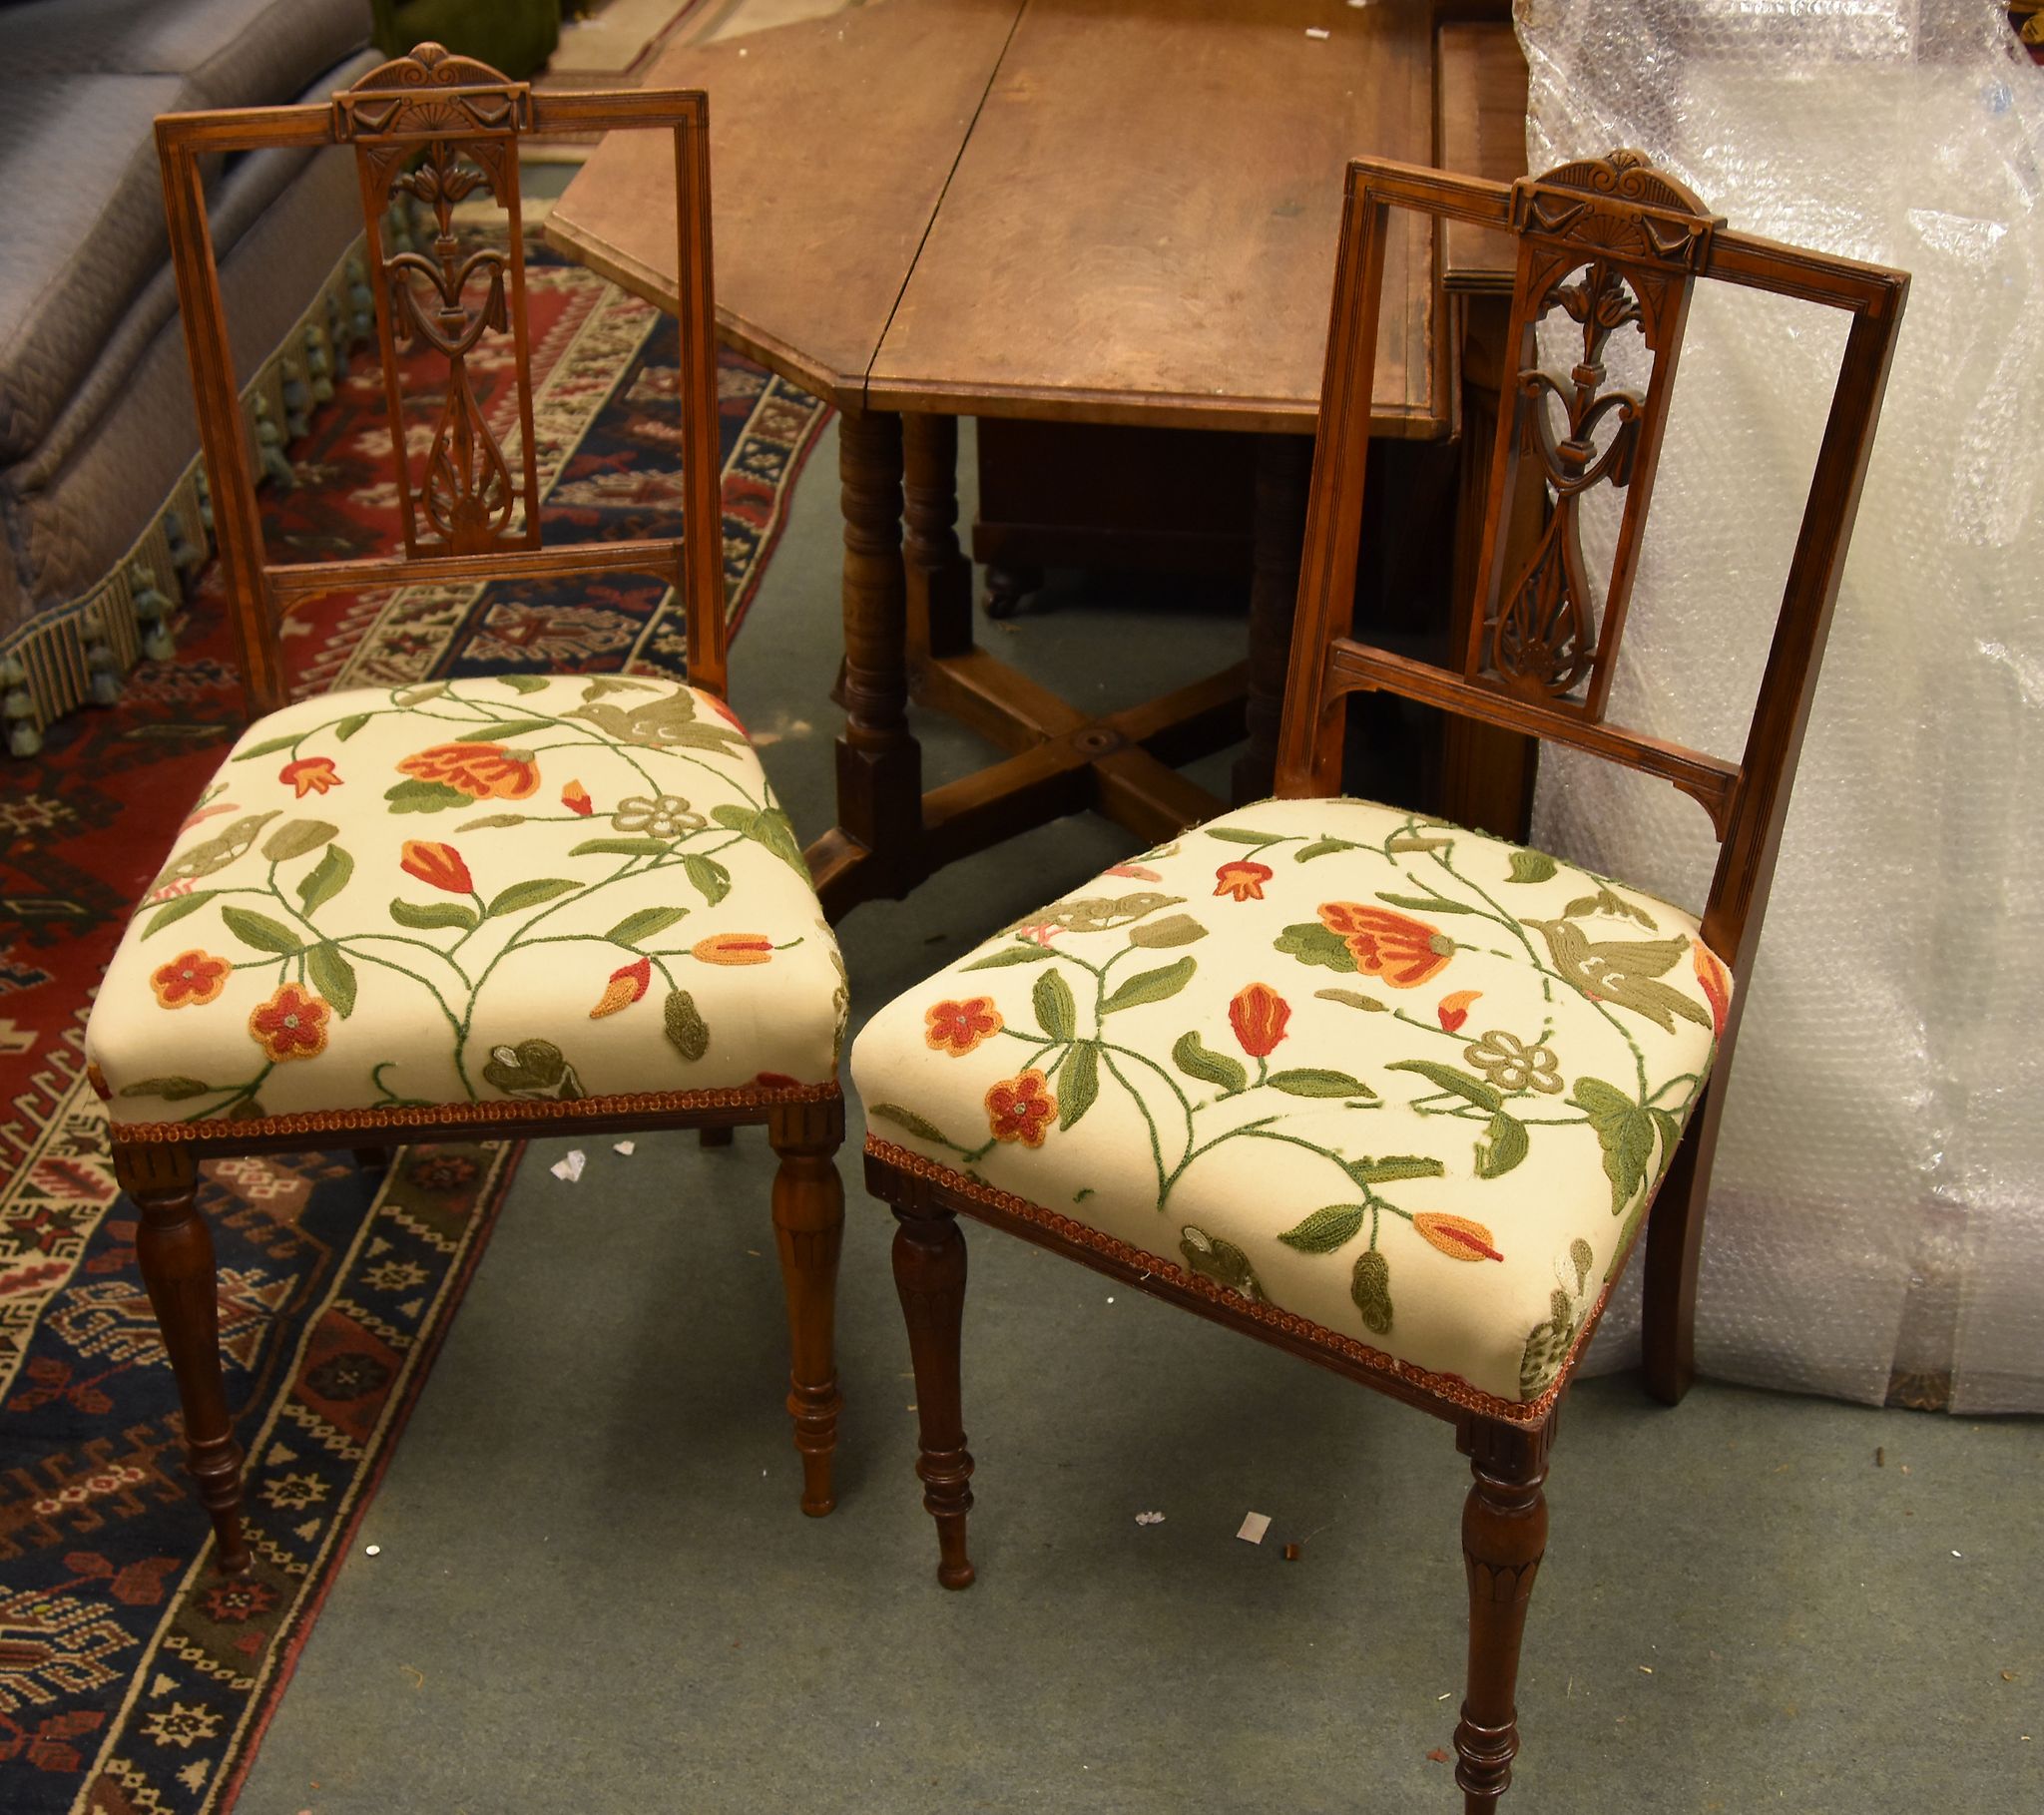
[925,996,1003,1056]
[1106,862,1162,881]
[248,983,330,1062]
[278,756,340,797]
[693,933,773,966]
[985,1071,1057,1147]
[1227,983,1290,1058]
[1316,902,1454,989]
[150,949,231,1009]
[1214,859,1273,903]
[562,780,594,817]
[399,840,473,894]
[590,956,653,1019]
[1436,988,1481,1034]
[1692,939,1732,1038]
[395,741,540,800]
[1412,1212,1504,1263]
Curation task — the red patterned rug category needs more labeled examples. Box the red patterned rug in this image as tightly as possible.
[0,239,829,1813]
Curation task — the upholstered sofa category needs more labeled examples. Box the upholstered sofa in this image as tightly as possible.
[0,0,382,749]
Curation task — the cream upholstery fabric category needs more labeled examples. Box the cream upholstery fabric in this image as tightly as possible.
[850,797,1730,1411]
[89,676,846,1127]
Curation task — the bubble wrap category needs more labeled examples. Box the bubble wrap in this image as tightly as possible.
[1511,1,2044,1410]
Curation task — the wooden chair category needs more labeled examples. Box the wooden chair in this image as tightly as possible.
[85,45,850,1575]
[850,152,1905,1805]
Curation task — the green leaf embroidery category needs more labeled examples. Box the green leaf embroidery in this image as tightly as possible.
[1101,956,1197,1016]
[1384,1059,1502,1112]
[1294,836,1361,862]
[1351,1248,1393,1334]
[143,890,219,937]
[220,905,301,955]
[486,878,580,917]
[1505,850,1559,884]
[1386,831,1449,853]
[1274,921,1358,972]
[1268,1067,1373,1098]
[712,804,807,874]
[389,898,479,932]
[1278,1204,1367,1253]
[1375,891,1479,914]
[1204,826,1282,845]
[333,712,372,742]
[1475,1111,1530,1179]
[682,854,732,906]
[393,682,450,707]
[1569,1076,1660,1215]
[1058,1043,1100,1130]
[1345,1154,1445,1185]
[262,819,338,862]
[1179,1225,1267,1302]
[306,942,357,1019]
[120,1076,215,1101]
[1171,1031,1248,1095]
[461,718,554,742]
[1649,1107,1686,1171]
[1033,968,1077,1041]
[963,943,1056,971]
[1561,885,1658,930]
[1126,913,1207,949]
[1314,988,1387,1012]
[498,675,551,695]
[296,846,354,916]
[232,732,299,761]
[869,1103,951,1143]
[457,813,528,831]
[383,779,469,814]
[569,836,670,857]
[664,989,710,1062]
[607,906,690,946]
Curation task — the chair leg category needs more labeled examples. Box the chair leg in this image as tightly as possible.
[1454,1422,1552,1810]
[767,1101,844,1517]
[111,1141,251,1574]
[889,1196,975,1588]
[1642,1092,1713,1406]
[701,1125,736,1148]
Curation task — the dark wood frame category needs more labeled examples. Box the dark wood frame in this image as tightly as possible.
[124,44,846,1576]
[865,151,1907,1807]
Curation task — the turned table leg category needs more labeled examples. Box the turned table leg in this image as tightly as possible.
[1234,432,1313,802]
[112,1142,251,1574]
[903,412,973,660]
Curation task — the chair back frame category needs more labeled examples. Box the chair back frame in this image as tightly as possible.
[154,42,731,715]
[1277,153,1907,1010]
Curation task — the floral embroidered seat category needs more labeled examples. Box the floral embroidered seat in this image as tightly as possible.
[88,675,847,1133]
[850,796,1730,1415]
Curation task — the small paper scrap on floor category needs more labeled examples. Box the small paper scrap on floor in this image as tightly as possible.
[1306,25,1330,38]
[363,1544,380,1557]
[614,1139,636,1156]
[1135,1511,1166,1526]
[551,1149,586,1182]
[1238,1511,1272,1545]
[1427,1748,1450,1764]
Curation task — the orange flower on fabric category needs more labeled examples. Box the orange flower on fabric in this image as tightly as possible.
[278,756,340,797]
[590,956,653,1019]
[399,840,473,894]
[1412,1212,1504,1263]
[925,996,1003,1056]
[151,949,231,1009]
[395,742,540,800]
[562,780,594,817]
[1316,902,1454,989]
[249,983,330,1062]
[1214,859,1273,902]
[1692,939,1732,1038]
[1106,862,1162,882]
[1227,983,1290,1058]
[985,1070,1056,1147]
[693,932,773,966]
[1436,988,1482,1034]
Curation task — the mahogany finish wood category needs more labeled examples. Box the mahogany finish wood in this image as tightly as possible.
[889,1196,976,1590]
[546,0,1451,920]
[866,151,1906,1806]
[127,47,847,1569]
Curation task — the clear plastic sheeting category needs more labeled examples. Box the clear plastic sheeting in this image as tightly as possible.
[1513,1,2043,1410]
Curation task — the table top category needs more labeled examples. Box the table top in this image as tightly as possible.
[548,0,1500,433]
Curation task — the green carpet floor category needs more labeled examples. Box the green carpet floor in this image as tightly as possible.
[238,420,2043,1814]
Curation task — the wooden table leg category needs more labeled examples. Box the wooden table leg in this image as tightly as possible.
[813,406,923,916]
[904,412,973,660]
[1233,432,1312,804]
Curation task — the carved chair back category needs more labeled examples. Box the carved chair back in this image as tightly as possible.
[155,44,728,716]
[1278,153,1906,1013]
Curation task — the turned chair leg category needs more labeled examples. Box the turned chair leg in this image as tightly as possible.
[111,1142,251,1574]
[890,1196,975,1588]
[767,1102,845,1517]
[1454,1426,1551,1809]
